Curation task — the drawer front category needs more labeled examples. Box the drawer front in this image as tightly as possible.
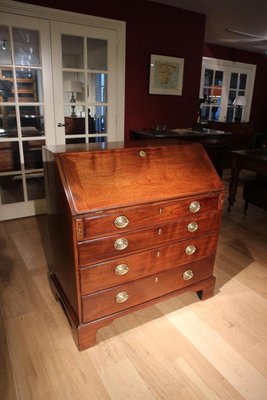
[79,233,219,294]
[78,212,221,266]
[81,256,215,322]
[79,194,222,240]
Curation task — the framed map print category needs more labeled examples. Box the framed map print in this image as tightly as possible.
[149,54,184,95]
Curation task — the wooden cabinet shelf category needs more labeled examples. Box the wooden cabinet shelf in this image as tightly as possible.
[0,69,37,102]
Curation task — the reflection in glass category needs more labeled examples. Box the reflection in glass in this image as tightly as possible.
[200,106,210,121]
[212,88,221,99]
[87,38,107,70]
[228,90,236,105]
[203,87,211,97]
[230,73,238,89]
[204,69,213,86]
[63,71,84,103]
[16,68,43,103]
[226,107,234,122]
[211,104,220,120]
[23,140,45,170]
[0,26,12,65]
[214,71,223,86]
[64,110,85,135]
[89,105,107,133]
[66,138,85,144]
[13,28,40,66]
[89,136,107,144]
[0,174,24,204]
[88,108,95,133]
[20,106,45,136]
[0,141,20,172]
[26,173,45,200]
[62,35,84,69]
[0,106,17,137]
[87,73,107,103]
[239,74,247,90]
[0,69,13,101]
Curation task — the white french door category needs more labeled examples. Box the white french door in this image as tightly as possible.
[51,21,118,145]
[0,13,55,221]
[199,58,256,123]
[0,1,125,221]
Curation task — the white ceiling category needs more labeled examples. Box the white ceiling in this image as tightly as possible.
[150,0,267,54]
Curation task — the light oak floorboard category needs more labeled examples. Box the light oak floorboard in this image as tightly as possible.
[0,176,267,400]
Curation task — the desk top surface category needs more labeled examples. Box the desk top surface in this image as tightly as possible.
[131,128,232,138]
[44,142,223,214]
[231,148,267,162]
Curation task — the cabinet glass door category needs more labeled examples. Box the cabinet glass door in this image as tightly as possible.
[0,13,54,220]
[51,22,117,145]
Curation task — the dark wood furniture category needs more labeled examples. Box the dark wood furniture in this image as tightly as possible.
[243,176,267,214]
[228,148,267,210]
[130,128,232,177]
[205,121,254,148]
[64,117,85,135]
[43,141,224,350]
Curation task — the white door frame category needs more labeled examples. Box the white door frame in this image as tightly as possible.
[0,0,126,141]
[200,57,256,122]
[0,0,125,221]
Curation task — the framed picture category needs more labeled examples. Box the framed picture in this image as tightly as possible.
[149,54,184,96]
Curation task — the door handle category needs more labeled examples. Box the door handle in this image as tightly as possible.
[57,122,66,127]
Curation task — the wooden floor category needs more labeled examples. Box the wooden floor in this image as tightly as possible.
[1,176,267,400]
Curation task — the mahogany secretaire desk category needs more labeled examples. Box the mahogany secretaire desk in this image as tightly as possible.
[43,141,224,350]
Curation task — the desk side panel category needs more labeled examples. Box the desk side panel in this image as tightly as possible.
[43,147,79,320]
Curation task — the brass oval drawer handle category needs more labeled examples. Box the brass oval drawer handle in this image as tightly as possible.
[115,264,129,276]
[114,238,128,251]
[183,270,194,280]
[116,291,129,303]
[114,215,129,229]
[189,201,201,213]
[187,222,198,232]
[139,150,146,157]
[185,245,196,255]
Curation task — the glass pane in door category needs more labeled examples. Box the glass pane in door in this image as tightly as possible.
[0,174,24,204]
[230,73,238,89]
[214,71,223,86]
[87,38,107,70]
[204,69,213,86]
[0,106,17,137]
[62,35,84,69]
[239,74,247,90]
[0,26,12,65]
[13,28,41,66]
[16,68,43,102]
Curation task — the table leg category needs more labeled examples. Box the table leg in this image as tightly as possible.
[228,160,240,211]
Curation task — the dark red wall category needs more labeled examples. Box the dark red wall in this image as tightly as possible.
[18,0,206,139]
[203,44,267,131]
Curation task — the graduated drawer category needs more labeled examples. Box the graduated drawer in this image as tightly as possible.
[81,256,215,323]
[76,194,223,240]
[78,211,222,266]
[79,233,219,294]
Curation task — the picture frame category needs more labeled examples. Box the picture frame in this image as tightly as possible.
[149,54,184,96]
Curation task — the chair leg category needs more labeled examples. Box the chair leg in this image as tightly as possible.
[244,201,249,215]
